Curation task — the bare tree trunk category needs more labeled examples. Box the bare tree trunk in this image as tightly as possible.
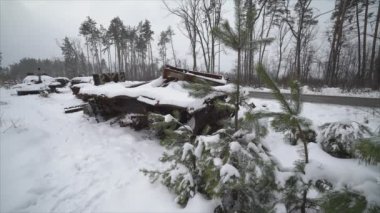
[126,43,130,75]
[259,6,276,63]
[248,29,254,84]
[114,45,117,73]
[91,51,95,74]
[258,7,266,64]
[235,48,241,131]
[328,0,350,86]
[375,46,380,89]
[192,39,197,70]
[276,23,290,80]
[86,43,91,75]
[218,41,221,73]
[277,35,284,80]
[248,0,257,86]
[196,25,210,72]
[108,48,112,73]
[284,0,315,82]
[356,4,362,83]
[362,0,369,85]
[163,0,202,71]
[370,2,380,89]
[170,36,177,66]
[296,36,302,80]
[99,44,102,74]
[150,42,154,76]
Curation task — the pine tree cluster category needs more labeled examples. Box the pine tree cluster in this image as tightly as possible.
[143,110,278,212]
[141,63,379,213]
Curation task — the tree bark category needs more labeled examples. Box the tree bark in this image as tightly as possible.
[362,0,369,85]
[235,48,241,131]
[356,3,362,83]
[170,35,177,66]
[328,0,349,86]
[86,43,91,75]
[370,2,380,89]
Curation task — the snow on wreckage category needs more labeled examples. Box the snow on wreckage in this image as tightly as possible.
[68,65,233,135]
[15,74,70,96]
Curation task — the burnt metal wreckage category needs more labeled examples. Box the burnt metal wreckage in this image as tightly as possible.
[15,75,70,96]
[66,65,234,135]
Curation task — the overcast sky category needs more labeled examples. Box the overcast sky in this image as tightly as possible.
[0,0,334,72]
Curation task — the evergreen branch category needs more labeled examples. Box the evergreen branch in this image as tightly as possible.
[182,81,213,98]
[212,21,239,51]
[320,190,367,213]
[256,63,293,114]
[255,63,310,163]
[355,136,380,165]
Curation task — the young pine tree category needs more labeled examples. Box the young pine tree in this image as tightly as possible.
[212,0,272,131]
[253,63,315,213]
[254,63,312,164]
[142,111,278,212]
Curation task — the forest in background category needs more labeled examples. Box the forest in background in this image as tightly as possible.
[0,0,379,90]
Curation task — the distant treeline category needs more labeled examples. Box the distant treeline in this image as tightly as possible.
[164,0,380,90]
[1,0,379,90]
[59,17,164,80]
[0,57,66,81]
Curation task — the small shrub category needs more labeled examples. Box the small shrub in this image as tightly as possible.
[142,112,278,212]
[319,121,372,158]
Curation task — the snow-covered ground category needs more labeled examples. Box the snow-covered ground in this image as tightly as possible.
[1,88,379,212]
[248,86,380,98]
[249,98,380,204]
[0,88,217,213]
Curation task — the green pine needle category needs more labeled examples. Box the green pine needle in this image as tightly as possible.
[355,136,380,165]
[256,63,294,114]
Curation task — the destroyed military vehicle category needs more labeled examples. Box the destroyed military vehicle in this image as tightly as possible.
[15,75,71,95]
[15,75,55,95]
[70,76,94,95]
[67,65,235,135]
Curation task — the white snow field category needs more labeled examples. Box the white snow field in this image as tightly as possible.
[0,88,218,213]
[248,98,380,205]
[1,87,379,212]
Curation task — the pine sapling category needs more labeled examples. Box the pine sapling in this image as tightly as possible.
[254,64,314,213]
[142,111,278,211]
[254,63,312,164]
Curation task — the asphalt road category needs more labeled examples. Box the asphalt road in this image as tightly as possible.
[248,91,380,108]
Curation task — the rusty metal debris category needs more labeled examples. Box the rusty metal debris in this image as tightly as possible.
[93,72,127,86]
[64,104,87,113]
[162,65,227,86]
